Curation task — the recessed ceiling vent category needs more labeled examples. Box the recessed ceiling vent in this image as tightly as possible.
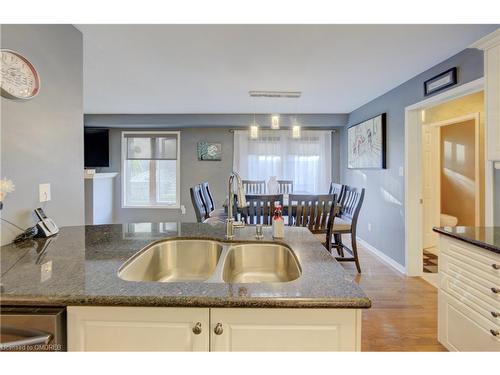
[249,91,301,98]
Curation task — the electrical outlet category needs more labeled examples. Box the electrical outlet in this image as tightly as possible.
[368,223,372,232]
[39,183,51,202]
[180,205,186,214]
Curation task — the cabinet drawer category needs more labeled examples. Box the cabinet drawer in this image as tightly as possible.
[439,290,500,351]
[440,253,500,302]
[440,271,500,324]
[440,237,500,283]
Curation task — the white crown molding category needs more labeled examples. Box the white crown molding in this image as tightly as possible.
[470,28,500,50]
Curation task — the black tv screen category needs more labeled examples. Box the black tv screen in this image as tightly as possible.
[84,128,109,168]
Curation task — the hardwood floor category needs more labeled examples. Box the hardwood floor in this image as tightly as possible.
[338,236,447,351]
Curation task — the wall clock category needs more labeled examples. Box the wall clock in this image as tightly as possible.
[0,49,40,100]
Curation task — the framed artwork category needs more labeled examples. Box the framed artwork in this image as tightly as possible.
[348,113,386,169]
[424,67,457,96]
[197,142,222,161]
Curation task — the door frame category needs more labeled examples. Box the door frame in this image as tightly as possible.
[404,78,488,276]
[426,113,481,228]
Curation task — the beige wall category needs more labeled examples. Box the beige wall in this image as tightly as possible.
[424,91,484,225]
[440,120,476,226]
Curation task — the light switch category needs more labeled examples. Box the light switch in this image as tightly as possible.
[180,205,186,214]
[39,183,51,202]
[399,167,404,177]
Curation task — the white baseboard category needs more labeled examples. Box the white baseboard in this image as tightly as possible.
[357,237,406,275]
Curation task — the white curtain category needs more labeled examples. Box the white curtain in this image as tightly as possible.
[233,129,332,194]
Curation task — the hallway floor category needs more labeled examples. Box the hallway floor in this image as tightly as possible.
[338,236,447,351]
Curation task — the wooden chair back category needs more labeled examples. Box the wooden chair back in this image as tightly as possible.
[339,186,365,229]
[244,194,282,225]
[242,180,266,194]
[288,194,336,232]
[190,184,208,222]
[201,182,215,212]
[277,180,294,194]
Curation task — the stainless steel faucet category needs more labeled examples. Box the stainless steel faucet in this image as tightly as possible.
[226,171,247,239]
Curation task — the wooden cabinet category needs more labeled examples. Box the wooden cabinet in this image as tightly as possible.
[68,306,362,352]
[209,308,361,352]
[437,236,500,351]
[67,306,209,351]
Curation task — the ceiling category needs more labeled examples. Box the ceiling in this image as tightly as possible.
[77,24,498,114]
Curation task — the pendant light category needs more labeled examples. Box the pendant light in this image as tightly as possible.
[271,115,280,130]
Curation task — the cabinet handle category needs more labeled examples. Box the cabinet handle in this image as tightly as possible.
[491,311,499,318]
[492,264,500,270]
[491,287,500,294]
[214,323,223,335]
[192,322,202,335]
[490,329,499,337]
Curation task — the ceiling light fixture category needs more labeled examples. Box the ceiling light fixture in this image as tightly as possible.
[249,91,301,98]
[250,125,259,139]
[271,115,280,130]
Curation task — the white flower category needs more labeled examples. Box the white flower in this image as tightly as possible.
[0,178,15,194]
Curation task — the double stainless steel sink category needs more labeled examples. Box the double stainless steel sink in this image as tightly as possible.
[118,239,301,284]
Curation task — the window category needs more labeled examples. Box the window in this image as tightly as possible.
[122,131,180,208]
[233,129,332,193]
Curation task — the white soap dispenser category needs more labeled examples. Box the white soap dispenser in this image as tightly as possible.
[272,203,284,239]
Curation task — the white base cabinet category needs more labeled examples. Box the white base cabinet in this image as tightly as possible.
[67,307,209,351]
[437,236,500,351]
[68,306,361,352]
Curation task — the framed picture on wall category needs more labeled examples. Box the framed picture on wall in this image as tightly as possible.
[347,113,387,169]
[424,67,457,96]
[197,142,222,161]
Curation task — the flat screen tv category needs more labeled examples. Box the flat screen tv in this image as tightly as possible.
[84,128,109,168]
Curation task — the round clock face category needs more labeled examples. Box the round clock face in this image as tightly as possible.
[0,49,40,100]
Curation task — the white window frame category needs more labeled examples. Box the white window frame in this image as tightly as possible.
[121,131,181,209]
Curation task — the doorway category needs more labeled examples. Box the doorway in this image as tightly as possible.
[421,112,482,286]
[404,78,496,277]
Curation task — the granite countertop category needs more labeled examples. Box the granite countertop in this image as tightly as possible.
[433,226,500,254]
[0,222,371,309]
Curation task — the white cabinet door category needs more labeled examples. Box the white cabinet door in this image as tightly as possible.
[439,290,500,351]
[68,306,209,351]
[485,43,500,161]
[210,308,361,352]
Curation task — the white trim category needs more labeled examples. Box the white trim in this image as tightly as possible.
[121,130,181,209]
[84,172,118,179]
[404,78,485,277]
[470,28,500,50]
[357,237,406,275]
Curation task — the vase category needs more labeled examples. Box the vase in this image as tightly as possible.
[267,176,279,194]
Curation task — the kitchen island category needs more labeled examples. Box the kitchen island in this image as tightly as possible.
[1,222,370,351]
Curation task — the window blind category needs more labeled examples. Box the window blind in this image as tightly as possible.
[124,134,177,160]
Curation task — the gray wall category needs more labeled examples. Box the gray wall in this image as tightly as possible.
[1,25,84,245]
[86,114,347,224]
[98,127,234,223]
[341,48,485,266]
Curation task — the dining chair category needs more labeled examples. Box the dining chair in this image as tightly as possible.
[242,180,266,194]
[190,184,208,223]
[277,180,294,194]
[329,186,365,273]
[243,194,282,225]
[329,182,345,202]
[287,194,336,231]
[201,182,227,220]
